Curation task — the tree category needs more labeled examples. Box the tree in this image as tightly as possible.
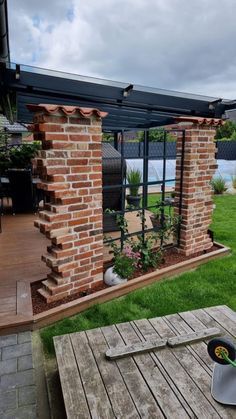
[137,129,175,142]
[215,120,236,140]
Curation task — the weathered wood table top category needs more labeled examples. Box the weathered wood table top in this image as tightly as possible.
[54,305,236,419]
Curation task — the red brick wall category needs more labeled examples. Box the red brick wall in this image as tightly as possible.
[175,122,218,256]
[29,105,107,302]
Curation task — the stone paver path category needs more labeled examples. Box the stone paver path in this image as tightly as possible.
[0,331,36,419]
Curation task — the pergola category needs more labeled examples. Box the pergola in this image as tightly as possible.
[1,62,236,132]
[1,0,236,131]
[0,0,232,304]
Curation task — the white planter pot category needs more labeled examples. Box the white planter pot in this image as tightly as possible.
[104,267,127,286]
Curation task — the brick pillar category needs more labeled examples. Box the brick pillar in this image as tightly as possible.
[28,104,107,302]
[174,117,222,256]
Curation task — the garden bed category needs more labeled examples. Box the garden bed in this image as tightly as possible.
[31,243,229,323]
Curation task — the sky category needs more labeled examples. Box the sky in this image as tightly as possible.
[8,0,236,99]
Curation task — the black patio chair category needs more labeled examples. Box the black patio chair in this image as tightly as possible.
[0,176,12,213]
[7,169,38,214]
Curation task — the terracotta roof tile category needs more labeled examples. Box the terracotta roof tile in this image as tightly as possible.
[27,104,108,118]
[174,116,224,126]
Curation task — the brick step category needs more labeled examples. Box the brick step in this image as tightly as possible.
[38,210,71,223]
[49,227,71,239]
[47,245,77,259]
[37,287,54,303]
[47,272,66,285]
[38,181,69,192]
[42,279,73,296]
[42,253,73,269]
[34,219,51,234]
[52,235,77,247]
[44,203,69,214]
[38,284,71,303]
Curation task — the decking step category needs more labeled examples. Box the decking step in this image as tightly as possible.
[16,281,33,317]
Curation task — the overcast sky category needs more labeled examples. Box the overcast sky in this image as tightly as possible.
[8,0,236,99]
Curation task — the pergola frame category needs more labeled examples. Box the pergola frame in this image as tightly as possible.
[0,62,235,132]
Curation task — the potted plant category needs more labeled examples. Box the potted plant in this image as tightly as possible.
[126,168,142,208]
[104,245,140,286]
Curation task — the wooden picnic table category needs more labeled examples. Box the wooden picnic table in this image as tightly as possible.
[54,305,236,419]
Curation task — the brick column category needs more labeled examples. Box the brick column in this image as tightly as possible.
[174,117,222,256]
[28,104,107,302]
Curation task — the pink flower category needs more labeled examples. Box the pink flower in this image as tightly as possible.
[122,245,141,267]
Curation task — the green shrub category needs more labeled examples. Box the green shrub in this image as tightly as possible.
[9,142,41,169]
[113,254,136,279]
[215,120,236,140]
[231,175,236,189]
[210,177,227,194]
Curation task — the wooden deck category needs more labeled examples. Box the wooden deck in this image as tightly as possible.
[54,305,236,419]
[0,212,154,326]
[0,214,49,321]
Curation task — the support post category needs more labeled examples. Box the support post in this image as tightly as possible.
[28,104,107,302]
[174,117,222,256]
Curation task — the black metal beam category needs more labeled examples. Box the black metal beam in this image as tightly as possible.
[0,0,10,62]
[0,63,230,130]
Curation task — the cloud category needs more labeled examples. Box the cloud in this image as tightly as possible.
[8,0,236,98]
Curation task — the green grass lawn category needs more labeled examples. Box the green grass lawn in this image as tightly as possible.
[41,195,236,355]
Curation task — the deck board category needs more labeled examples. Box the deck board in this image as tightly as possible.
[0,214,49,319]
[54,305,236,419]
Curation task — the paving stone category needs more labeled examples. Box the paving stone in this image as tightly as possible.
[18,385,36,406]
[0,369,34,391]
[0,390,17,413]
[17,332,31,344]
[0,335,17,349]
[2,404,37,419]
[18,355,33,372]
[0,359,17,376]
[2,342,32,361]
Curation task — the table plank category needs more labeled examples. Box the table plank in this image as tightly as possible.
[70,331,115,419]
[148,316,221,418]
[54,307,235,419]
[179,310,236,418]
[117,321,189,419]
[132,318,194,417]
[102,324,164,418]
[86,328,140,419]
[193,308,232,335]
[164,314,236,419]
[165,312,215,373]
[204,306,236,337]
[219,305,236,322]
[53,335,90,419]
